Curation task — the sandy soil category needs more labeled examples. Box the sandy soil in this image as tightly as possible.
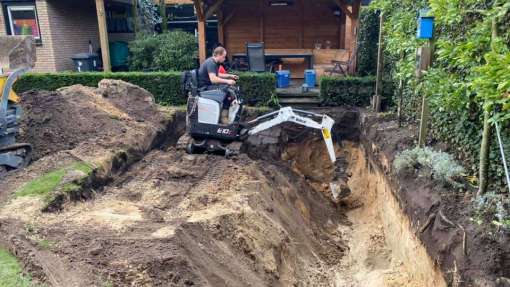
[0,81,458,286]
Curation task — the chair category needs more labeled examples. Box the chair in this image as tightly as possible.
[326,45,358,76]
[246,42,282,73]
[246,42,267,72]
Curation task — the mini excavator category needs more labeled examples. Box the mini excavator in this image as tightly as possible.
[179,70,336,162]
[0,36,36,174]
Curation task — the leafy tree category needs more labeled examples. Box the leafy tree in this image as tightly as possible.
[128,31,198,71]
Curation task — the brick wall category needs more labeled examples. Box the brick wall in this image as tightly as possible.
[0,4,6,35]
[46,0,100,71]
[33,0,57,71]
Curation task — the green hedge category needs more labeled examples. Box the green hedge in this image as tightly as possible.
[320,76,371,106]
[14,72,276,106]
[320,76,393,107]
[237,72,277,106]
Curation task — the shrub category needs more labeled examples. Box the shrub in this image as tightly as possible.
[357,8,380,76]
[393,147,465,186]
[14,72,276,106]
[320,76,393,107]
[320,76,375,106]
[15,72,185,105]
[128,31,198,71]
[237,72,277,106]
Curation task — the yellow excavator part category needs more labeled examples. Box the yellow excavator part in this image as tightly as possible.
[0,75,20,103]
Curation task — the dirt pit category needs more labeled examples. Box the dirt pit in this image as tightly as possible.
[0,81,445,286]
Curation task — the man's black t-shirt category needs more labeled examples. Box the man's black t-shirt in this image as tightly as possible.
[198,57,219,88]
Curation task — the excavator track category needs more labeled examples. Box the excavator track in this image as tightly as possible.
[0,143,32,174]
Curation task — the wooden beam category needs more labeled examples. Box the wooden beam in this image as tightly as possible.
[300,0,304,48]
[259,0,264,42]
[193,0,205,21]
[333,0,352,19]
[160,0,168,32]
[205,0,225,20]
[348,0,361,74]
[198,19,207,63]
[95,0,111,72]
[217,9,224,44]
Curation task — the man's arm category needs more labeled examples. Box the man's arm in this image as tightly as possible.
[218,73,239,80]
[209,73,235,85]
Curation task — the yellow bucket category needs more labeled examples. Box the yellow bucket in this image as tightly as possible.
[0,74,20,103]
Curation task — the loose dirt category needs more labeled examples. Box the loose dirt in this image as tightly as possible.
[18,80,165,161]
[3,81,498,286]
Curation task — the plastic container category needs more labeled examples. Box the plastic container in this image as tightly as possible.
[109,41,129,68]
[71,53,99,72]
[276,70,290,88]
[304,69,316,87]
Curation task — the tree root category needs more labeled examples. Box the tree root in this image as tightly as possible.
[419,213,436,233]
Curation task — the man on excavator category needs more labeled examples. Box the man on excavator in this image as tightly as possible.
[198,46,239,123]
[198,46,238,89]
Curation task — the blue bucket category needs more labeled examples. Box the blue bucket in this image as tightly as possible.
[304,69,316,87]
[276,70,290,88]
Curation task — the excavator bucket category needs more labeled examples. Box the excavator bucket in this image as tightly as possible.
[320,115,336,163]
[0,36,35,173]
[247,107,337,163]
[0,35,36,72]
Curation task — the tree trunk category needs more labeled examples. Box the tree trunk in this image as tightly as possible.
[478,110,491,196]
[477,19,498,196]
[373,12,384,112]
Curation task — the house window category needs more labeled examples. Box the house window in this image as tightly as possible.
[3,2,41,42]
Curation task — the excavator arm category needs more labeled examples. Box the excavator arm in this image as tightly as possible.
[246,107,337,162]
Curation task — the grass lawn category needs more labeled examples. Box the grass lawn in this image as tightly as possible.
[0,248,37,287]
[15,162,93,199]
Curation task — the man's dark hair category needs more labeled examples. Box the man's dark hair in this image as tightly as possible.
[213,46,226,57]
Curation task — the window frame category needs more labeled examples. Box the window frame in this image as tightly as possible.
[2,1,42,44]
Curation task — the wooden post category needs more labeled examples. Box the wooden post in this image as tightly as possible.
[259,0,264,42]
[417,41,433,147]
[397,77,405,127]
[95,0,111,72]
[373,12,384,112]
[160,0,167,32]
[193,0,207,63]
[349,0,361,74]
[198,19,206,63]
[478,19,497,196]
[132,0,139,34]
[217,9,224,44]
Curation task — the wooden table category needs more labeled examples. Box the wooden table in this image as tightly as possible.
[233,49,314,69]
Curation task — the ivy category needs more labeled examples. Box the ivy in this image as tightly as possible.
[370,0,510,192]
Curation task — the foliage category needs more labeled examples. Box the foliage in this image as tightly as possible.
[0,248,38,287]
[320,76,393,107]
[393,147,465,186]
[15,72,276,107]
[15,71,185,106]
[357,8,380,76]
[370,0,510,191]
[15,162,92,199]
[474,192,510,229]
[128,31,198,72]
[237,72,277,106]
[135,0,162,32]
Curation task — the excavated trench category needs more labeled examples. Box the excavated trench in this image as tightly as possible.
[0,82,447,286]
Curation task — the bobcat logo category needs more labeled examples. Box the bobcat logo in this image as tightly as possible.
[217,128,232,135]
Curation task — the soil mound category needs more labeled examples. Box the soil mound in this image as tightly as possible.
[18,80,164,160]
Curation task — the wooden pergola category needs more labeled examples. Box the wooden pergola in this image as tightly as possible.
[191,0,362,73]
[94,0,362,73]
